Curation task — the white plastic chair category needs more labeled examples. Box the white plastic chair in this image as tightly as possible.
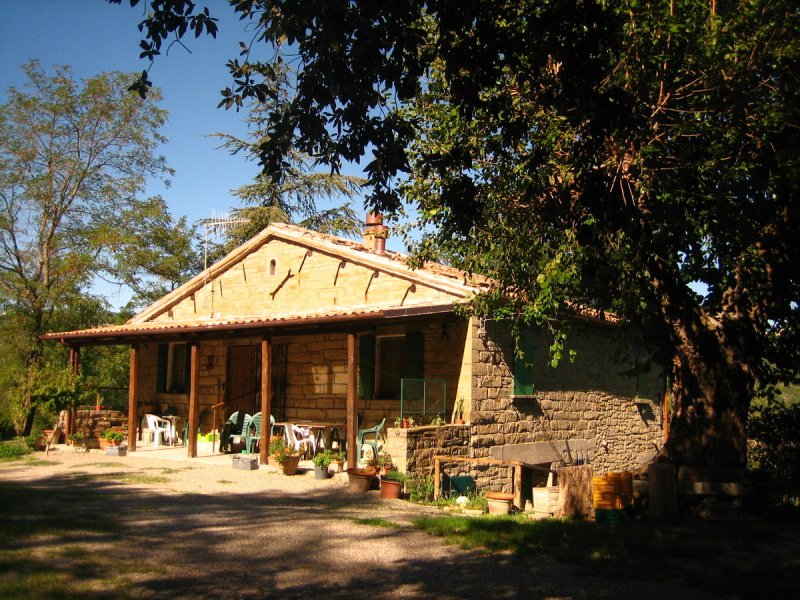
[285,424,316,458]
[145,414,171,447]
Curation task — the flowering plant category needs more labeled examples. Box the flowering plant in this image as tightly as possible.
[272,444,301,465]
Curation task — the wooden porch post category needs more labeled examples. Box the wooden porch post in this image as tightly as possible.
[67,346,80,436]
[127,345,139,451]
[260,337,272,464]
[188,342,200,458]
[346,333,357,468]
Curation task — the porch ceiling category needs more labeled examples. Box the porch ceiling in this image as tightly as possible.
[41,303,457,346]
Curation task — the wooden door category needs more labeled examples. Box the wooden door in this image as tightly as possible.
[226,345,260,416]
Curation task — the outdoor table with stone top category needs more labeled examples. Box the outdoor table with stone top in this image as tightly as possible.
[0,445,714,599]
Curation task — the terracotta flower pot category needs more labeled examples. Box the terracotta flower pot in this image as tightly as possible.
[380,479,403,499]
[278,455,301,475]
[486,491,514,515]
[347,467,376,492]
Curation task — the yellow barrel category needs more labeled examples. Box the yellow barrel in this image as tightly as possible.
[592,475,618,509]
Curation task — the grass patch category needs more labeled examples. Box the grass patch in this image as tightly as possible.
[25,458,60,467]
[216,479,234,485]
[355,517,402,529]
[116,473,170,485]
[71,462,126,469]
[413,514,800,596]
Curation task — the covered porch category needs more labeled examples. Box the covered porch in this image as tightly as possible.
[48,308,469,469]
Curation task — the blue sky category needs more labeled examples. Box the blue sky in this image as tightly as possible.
[0,0,375,306]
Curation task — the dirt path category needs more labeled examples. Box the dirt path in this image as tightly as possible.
[1,448,711,599]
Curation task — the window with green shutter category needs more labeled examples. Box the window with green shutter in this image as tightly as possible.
[513,332,536,396]
[359,334,375,399]
[361,331,425,400]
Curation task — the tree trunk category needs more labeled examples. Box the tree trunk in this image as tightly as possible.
[655,275,754,468]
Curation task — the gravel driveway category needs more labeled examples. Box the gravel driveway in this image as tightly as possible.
[0,447,711,599]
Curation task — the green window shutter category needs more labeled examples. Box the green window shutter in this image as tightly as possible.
[359,335,375,399]
[513,332,535,396]
[403,331,424,379]
[156,344,168,393]
[182,344,192,393]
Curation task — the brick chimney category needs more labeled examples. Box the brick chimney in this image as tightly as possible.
[363,212,389,255]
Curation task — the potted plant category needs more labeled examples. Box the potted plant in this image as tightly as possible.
[367,452,394,477]
[330,450,346,473]
[393,416,403,429]
[380,470,406,499]
[453,397,465,425]
[100,429,126,456]
[346,466,377,492]
[67,432,84,449]
[429,414,445,426]
[486,491,515,515]
[272,444,302,475]
[100,429,125,448]
[312,450,334,480]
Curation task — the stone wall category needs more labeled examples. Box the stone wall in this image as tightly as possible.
[469,319,665,491]
[383,425,470,479]
[74,408,128,439]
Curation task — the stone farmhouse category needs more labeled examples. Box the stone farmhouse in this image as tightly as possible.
[44,218,665,492]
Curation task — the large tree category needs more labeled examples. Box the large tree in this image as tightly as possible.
[210,62,364,254]
[119,1,799,468]
[0,62,176,431]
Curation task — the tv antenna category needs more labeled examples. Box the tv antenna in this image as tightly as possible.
[201,210,250,310]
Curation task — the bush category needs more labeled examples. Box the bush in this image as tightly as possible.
[0,438,32,460]
[748,396,800,507]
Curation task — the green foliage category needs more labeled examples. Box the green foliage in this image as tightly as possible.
[464,492,488,512]
[312,449,334,468]
[0,61,177,433]
[122,1,800,465]
[268,436,285,455]
[407,474,435,504]
[383,470,407,484]
[206,61,364,258]
[101,430,125,444]
[0,438,31,461]
[748,395,800,506]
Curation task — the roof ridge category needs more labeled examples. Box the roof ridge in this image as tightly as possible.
[128,222,490,325]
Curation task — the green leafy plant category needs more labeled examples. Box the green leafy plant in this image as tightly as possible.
[102,430,125,444]
[464,491,488,512]
[393,416,402,428]
[383,470,407,484]
[0,438,32,460]
[429,414,445,426]
[454,397,464,421]
[67,433,84,443]
[407,474,435,503]
[312,449,334,468]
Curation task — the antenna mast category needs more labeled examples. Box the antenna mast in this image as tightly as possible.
[201,210,250,310]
